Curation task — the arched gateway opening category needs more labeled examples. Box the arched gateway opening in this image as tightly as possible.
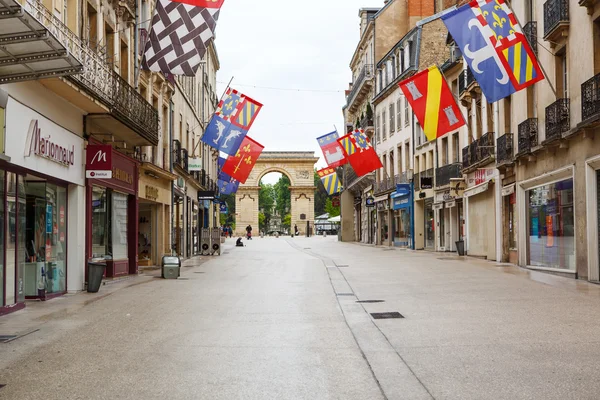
[235,152,318,236]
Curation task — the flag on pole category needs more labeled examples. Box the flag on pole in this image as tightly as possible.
[337,130,382,177]
[142,0,224,75]
[221,136,264,184]
[441,0,543,103]
[317,167,343,195]
[202,88,263,156]
[217,170,240,195]
[316,131,347,168]
[399,65,465,142]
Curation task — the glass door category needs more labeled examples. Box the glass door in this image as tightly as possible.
[0,171,4,307]
[425,201,434,249]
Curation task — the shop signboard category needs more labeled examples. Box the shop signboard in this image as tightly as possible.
[366,196,375,207]
[188,158,202,172]
[86,144,113,179]
[219,203,228,214]
[468,168,497,187]
[420,177,433,189]
[6,98,84,185]
[198,191,215,201]
[332,196,340,207]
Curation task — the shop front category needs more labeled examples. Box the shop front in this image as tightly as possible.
[518,167,575,274]
[138,164,176,266]
[434,183,464,252]
[86,142,138,278]
[391,184,413,248]
[375,194,391,246]
[464,168,498,260]
[501,183,518,264]
[1,97,85,314]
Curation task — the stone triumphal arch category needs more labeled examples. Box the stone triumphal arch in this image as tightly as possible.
[235,152,318,236]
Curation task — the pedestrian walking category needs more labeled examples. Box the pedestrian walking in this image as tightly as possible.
[246,225,253,240]
[228,226,233,238]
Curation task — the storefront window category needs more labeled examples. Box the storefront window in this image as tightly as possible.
[111,191,128,260]
[508,193,517,249]
[394,208,411,247]
[527,179,575,270]
[425,201,434,249]
[6,173,16,304]
[92,187,129,260]
[0,171,3,306]
[192,203,198,255]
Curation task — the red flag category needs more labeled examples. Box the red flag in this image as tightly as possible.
[399,65,465,142]
[337,130,382,177]
[222,136,264,184]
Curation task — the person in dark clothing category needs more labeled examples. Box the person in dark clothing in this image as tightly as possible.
[227,226,233,238]
[294,224,299,236]
[236,237,244,247]
[246,225,253,240]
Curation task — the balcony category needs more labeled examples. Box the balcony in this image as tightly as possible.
[0,0,84,83]
[173,140,182,166]
[516,118,538,156]
[523,21,538,56]
[543,0,569,44]
[580,0,599,14]
[346,64,374,114]
[463,132,495,171]
[414,168,433,191]
[435,163,462,188]
[360,115,374,132]
[582,73,600,123]
[181,148,189,172]
[496,133,514,167]
[459,67,479,107]
[544,98,570,142]
[374,176,395,195]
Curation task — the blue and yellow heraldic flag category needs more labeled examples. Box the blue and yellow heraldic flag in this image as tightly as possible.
[442,0,543,103]
[317,167,342,195]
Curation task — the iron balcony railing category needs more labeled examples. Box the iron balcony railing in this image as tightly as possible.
[181,148,189,171]
[173,140,182,166]
[459,67,475,96]
[523,21,538,55]
[545,98,570,141]
[582,73,600,122]
[346,64,373,108]
[497,133,514,165]
[414,168,434,191]
[517,118,538,155]
[543,0,569,38]
[463,132,495,169]
[435,163,462,187]
[462,147,470,169]
[360,115,374,130]
[23,0,160,145]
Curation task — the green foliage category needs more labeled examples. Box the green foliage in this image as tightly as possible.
[325,198,340,217]
[283,213,291,228]
[273,175,291,217]
[259,182,275,228]
[366,103,373,118]
[258,212,266,230]
[219,213,227,226]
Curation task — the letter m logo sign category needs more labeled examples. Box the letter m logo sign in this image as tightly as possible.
[86,144,113,179]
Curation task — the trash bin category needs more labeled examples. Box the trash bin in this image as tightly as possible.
[455,240,465,256]
[87,261,106,293]
[162,256,181,279]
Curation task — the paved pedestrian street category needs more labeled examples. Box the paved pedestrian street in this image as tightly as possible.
[3,237,600,399]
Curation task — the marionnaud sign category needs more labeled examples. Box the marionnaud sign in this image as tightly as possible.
[86,144,113,179]
[6,98,84,186]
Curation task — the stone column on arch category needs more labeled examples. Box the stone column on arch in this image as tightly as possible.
[235,187,260,236]
[289,186,315,236]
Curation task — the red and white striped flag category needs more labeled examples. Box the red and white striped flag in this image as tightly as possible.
[142,0,224,76]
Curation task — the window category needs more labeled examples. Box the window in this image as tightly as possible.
[405,144,410,171]
[452,132,459,163]
[382,110,387,140]
[92,187,128,260]
[415,155,420,173]
[404,98,410,126]
[0,100,4,154]
[400,48,405,73]
[389,103,395,134]
[376,114,382,143]
[396,98,402,129]
[403,43,411,70]
[504,96,512,134]
[397,145,403,173]
[527,179,574,270]
[442,137,449,166]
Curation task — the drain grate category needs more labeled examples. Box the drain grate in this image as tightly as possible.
[336,264,349,268]
[193,272,205,274]
[177,278,190,281]
[371,312,404,319]
[0,335,18,343]
[304,248,311,250]
[382,248,395,251]
[437,257,461,261]
[336,293,354,296]
[357,300,385,304]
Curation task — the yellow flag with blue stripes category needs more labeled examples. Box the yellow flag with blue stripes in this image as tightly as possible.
[317,167,342,195]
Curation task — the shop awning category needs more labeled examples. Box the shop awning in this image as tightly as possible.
[464,181,489,198]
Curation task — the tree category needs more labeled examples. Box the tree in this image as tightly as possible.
[273,175,291,217]
[283,214,291,228]
[325,198,340,217]
[259,182,275,228]
[258,212,266,230]
[314,170,328,216]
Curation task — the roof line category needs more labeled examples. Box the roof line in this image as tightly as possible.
[416,6,457,26]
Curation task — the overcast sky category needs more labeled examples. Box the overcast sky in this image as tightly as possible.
[215,0,382,183]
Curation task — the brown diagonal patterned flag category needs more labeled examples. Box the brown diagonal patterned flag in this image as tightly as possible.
[142,0,224,76]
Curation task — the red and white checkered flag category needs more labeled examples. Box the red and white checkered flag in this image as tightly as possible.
[142,0,224,76]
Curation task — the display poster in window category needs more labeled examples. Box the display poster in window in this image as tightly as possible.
[60,206,65,226]
[60,232,65,242]
[46,204,53,234]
